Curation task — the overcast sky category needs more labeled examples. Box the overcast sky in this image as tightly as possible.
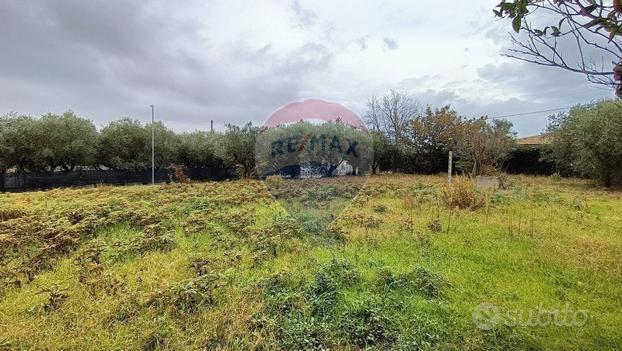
[0,0,614,136]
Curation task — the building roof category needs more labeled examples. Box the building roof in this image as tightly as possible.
[517,134,550,146]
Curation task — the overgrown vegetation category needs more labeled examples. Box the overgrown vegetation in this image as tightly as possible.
[0,98,516,180]
[548,100,622,187]
[366,92,516,176]
[441,176,482,210]
[0,174,620,349]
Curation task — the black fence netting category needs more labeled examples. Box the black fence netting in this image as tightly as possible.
[0,167,236,192]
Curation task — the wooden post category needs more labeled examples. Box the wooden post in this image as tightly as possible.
[448,151,453,183]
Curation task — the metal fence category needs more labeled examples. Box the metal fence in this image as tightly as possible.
[0,167,237,192]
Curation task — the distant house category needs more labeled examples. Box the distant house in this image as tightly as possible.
[506,134,554,175]
[275,161,356,179]
[517,134,551,146]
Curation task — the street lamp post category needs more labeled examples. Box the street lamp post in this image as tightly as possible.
[150,105,155,185]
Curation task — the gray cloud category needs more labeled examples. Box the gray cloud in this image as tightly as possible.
[383,37,399,50]
[0,0,334,130]
[353,37,369,50]
[0,0,613,136]
[290,0,317,29]
[396,60,613,136]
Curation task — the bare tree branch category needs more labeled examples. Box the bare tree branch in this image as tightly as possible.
[494,0,622,95]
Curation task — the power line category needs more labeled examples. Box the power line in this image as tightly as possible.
[490,106,574,119]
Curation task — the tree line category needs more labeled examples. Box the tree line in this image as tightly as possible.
[366,90,515,176]
[0,112,257,175]
[2,94,619,185]
[0,98,516,178]
[368,91,622,186]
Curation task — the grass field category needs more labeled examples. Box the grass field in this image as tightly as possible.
[0,174,621,350]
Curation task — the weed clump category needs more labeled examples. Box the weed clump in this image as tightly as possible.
[308,270,339,318]
[265,174,284,189]
[149,274,220,313]
[184,211,222,235]
[346,213,383,229]
[441,176,483,210]
[37,286,68,313]
[139,231,175,253]
[427,219,442,232]
[0,208,26,221]
[551,172,562,182]
[373,203,388,213]
[322,225,347,243]
[572,196,588,211]
[409,266,449,299]
[376,266,449,299]
[263,271,306,316]
[340,299,397,348]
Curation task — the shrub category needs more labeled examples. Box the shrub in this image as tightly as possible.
[441,176,482,209]
[548,101,622,186]
[170,165,190,184]
[265,174,284,189]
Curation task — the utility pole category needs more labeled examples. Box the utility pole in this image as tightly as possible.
[150,105,155,185]
[448,150,453,183]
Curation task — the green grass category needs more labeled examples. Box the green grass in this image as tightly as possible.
[0,175,621,350]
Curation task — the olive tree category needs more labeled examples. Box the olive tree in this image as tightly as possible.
[97,118,178,171]
[177,131,222,168]
[219,122,259,178]
[0,114,48,172]
[39,111,98,171]
[370,130,395,174]
[548,100,622,186]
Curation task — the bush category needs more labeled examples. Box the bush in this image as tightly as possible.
[548,101,622,186]
[170,165,190,184]
[265,174,284,189]
[441,176,482,209]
